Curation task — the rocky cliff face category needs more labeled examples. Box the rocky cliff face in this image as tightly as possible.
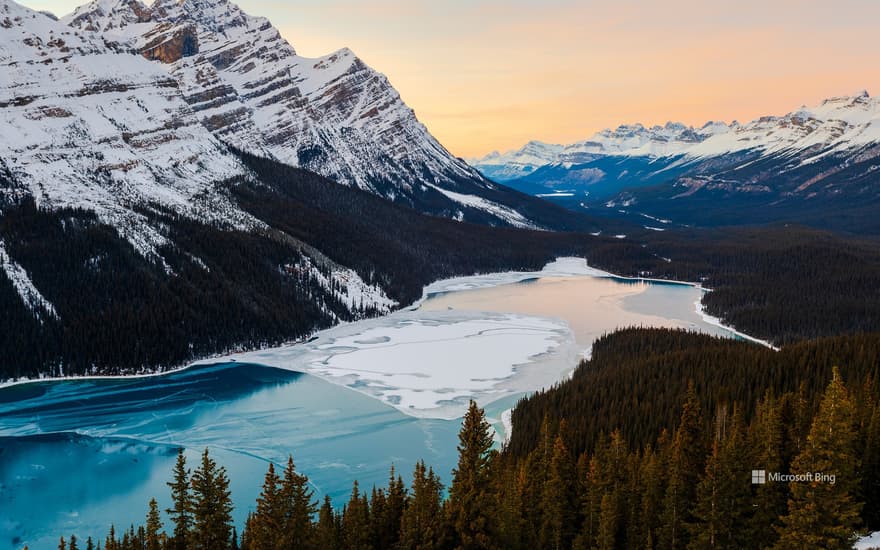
[61,0,517,220]
[0,0,252,256]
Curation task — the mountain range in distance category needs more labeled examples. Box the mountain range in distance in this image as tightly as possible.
[470,92,880,234]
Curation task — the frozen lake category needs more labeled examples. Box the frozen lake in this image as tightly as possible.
[0,258,748,548]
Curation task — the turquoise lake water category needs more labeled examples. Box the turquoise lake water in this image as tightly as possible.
[0,272,743,549]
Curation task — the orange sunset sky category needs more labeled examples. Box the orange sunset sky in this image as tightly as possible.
[25,0,880,158]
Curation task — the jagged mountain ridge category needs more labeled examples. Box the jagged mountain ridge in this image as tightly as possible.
[59,0,570,228]
[473,92,880,178]
[0,0,254,257]
[471,93,880,233]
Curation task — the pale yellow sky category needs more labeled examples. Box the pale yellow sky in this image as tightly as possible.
[22,0,880,157]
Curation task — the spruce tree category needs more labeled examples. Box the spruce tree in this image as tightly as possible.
[146,498,163,550]
[596,489,620,550]
[316,495,341,550]
[341,480,372,550]
[166,449,193,550]
[401,460,444,550]
[58,536,66,550]
[381,465,407,549]
[689,405,752,549]
[105,525,117,550]
[249,462,283,549]
[69,535,79,550]
[448,400,496,549]
[660,381,705,549]
[539,434,577,550]
[775,367,863,549]
[191,448,235,550]
[86,537,94,550]
[861,393,880,529]
[639,444,665,549]
[748,392,789,546]
[280,455,317,548]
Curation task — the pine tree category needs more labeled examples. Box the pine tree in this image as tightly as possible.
[596,489,620,550]
[775,367,863,549]
[69,535,79,550]
[166,449,193,550]
[860,391,880,530]
[539,434,577,550]
[369,487,387,549]
[105,525,117,550]
[341,481,372,550]
[86,537,95,550]
[146,498,163,550]
[448,400,496,549]
[401,460,444,550]
[316,495,341,550]
[248,462,283,549]
[191,448,234,550]
[279,455,317,548]
[660,381,705,549]
[639,442,666,549]
[381,465,407,549]
[58,536,67,550]
[748,392,789,546]
[689,405,752,549]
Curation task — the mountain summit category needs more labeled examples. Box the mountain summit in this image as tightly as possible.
[59,0,559,227]
[470,92,880,233]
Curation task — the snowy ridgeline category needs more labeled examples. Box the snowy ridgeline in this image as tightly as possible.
[471,91,880,176]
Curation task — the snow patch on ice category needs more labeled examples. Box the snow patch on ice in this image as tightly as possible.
[420,257,608,297]
[200,310,577,420]
[855,531,880,550]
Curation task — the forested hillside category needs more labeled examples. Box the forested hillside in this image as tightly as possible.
[589,226,880,344]
[60,345,880,549]
[0,165,597,380]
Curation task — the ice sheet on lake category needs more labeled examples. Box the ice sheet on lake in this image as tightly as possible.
[204,311,577,420]
[419,257,609,296]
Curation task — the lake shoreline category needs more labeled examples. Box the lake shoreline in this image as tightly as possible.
[1,257,773,396]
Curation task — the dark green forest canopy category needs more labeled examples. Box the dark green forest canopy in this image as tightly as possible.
[2,154,880,379]
[507,328,880,460]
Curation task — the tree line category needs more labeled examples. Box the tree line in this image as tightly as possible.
[52,351,879,549]
[4,154,880,382]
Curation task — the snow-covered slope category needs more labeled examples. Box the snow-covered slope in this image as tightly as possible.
[685,91,880,160]
[61,0,499,208]
[0,0,409,318]
[473,92,880,179]
[0,0,254,256]
[472,93,880,233]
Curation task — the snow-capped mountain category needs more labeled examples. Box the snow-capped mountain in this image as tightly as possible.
[0,0,254,256]
[471,121,731,182]
[472,93,880,233]
[473,92,880,180]
[60,0,550,225]
[1,0,604,275]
